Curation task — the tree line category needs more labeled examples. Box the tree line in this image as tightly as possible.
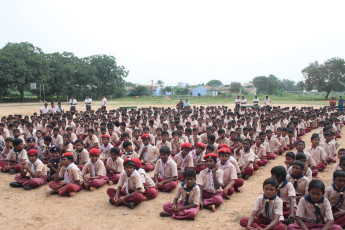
[0,42,128,102]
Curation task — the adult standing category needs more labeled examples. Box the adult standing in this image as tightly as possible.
[176,99,183,110]
[235,96,241,110]
[240,96,247,112]
[338,96,344,112]
[49,102,57,114]
[70,96,77,113]
[85,95,92,112]
[101,95,107,111]
[253,95,259,107]
[183,99,190,108]
[56,102,64,113]
[264,96,271,110]
[40,103,49,115]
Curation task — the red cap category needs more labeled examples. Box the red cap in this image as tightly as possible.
[62,152,74,157]
[89,148,100,155]
[217,144,229,150]
[123,158,136,166]
[132,158,142,168]
[27,149,39,156]
[141,134,150,139]
[102,134,110,139]
[203,153,218,160]
[218,147,231,154]
[196,142,206,149]
[181,142,192,149]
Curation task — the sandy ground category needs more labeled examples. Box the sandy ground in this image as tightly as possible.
[0,103,340,230]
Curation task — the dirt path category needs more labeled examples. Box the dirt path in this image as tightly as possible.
[0,127,343,230]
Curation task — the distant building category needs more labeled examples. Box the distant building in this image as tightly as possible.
[177,82,187,88]
[191,86,228,96]
[243,82,255,94]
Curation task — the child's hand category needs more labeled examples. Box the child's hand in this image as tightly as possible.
[47,163,52,168]
[114,195,119,202]
[172,204,177,211]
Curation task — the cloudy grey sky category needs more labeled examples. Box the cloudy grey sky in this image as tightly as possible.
[1,0,345,86]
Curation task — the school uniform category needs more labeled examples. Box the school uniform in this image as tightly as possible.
[156,141,172,152]
[82,159,108,188]
[305,146,327,171]
[277,180,296,217]
[73,148,89,170]
[51,134,63,149]
[163,183,200,219]
[106,157,124,183]
[42,143,56,164]
[287,166,313,181]
[138,144,159,172]
[48,157,60,179]
[3,149,28,172]
[174,152,194,180]
[191,149,206,173]
[197,168,224,207]
[138,168,158,199]
[237,149,255,177]
[100,143,114,161]
[287,174,309,198]
[251,144,268,166]
[121,150,139,160]
[62,142,73,153]
[218,160,243,195]
[48,163,84,196]
[107,170,145,206]
[154,158,178,191]
[83,135,99,149]
[15,159,47,188]
[170,139,184,155]
[288,195,342,230]
[325,184,345,227]
[240,195,286,230]
[321,141,337,163]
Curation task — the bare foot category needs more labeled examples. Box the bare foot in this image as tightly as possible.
[160,211,172,217]
[223,195,231,200]
[46,190,57,196]
[142,197,148,201]
[90,187,96,191]
[210,204,216,212]
[108,181,114,185]
[69,192,76,197]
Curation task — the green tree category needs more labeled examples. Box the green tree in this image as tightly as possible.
[0,42,49,102]
[129,85,151,96]
[46,52,75,100]
[174,87,190,95]
[85,54,128,99]
[163,86,173,94]
[156,80,164,86]
[281,79,296,91]
[302,57,345,99]
[252,75,279,94]
[0,47,14,102]
[229,82,241,93]
[206,79,222,87]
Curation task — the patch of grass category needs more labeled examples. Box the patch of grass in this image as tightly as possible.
[233,214,246,223]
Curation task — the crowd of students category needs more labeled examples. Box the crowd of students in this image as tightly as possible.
[0,103,345,229]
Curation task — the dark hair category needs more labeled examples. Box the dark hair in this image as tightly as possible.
[333,170,345,180]
[162,131,169,136]
[263,178,278,189]
[5,137,14,142]
[63,155,74,161]
[340,156,345,164]
[75,139,83,145]
[206,144,214,151]
[159,146,170,155]
[286,152,295,159]
[293,160,305,169]
[123,141,132,149]
[183,168,196,180]
[87,129,95,133]
[295,140,305,146]
[124,160,136,167]
[44,136,52,142]
[243,139,252,145]
[110,147,120,155]
[296,152,307,161]
[271,166,287,181]
[308,179,325,194]
[311,133,320,141]
[207,134,215,142]
[13,138,23,146]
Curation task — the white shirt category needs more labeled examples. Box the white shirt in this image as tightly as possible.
[102,97,107,106]
[264,98,271,106]
[253,98,259,105]
[41,107,49,114]
[235,99,240,104]
[240,99,247,106]
[70,99,77,106]
[85,98,92,104]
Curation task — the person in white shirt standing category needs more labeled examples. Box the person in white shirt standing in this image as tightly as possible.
[253,95,259,107]
[41,103,49,115]
[85,95,92,112]
[69,96,77,113]
[264,96,271,110]
[240,96,247,112]
[101,95,107,111]
[234,96,241,111]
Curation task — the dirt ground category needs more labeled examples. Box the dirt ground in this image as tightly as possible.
[0,102,341,230]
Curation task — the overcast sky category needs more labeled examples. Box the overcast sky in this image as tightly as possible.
[1,0,345,86]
